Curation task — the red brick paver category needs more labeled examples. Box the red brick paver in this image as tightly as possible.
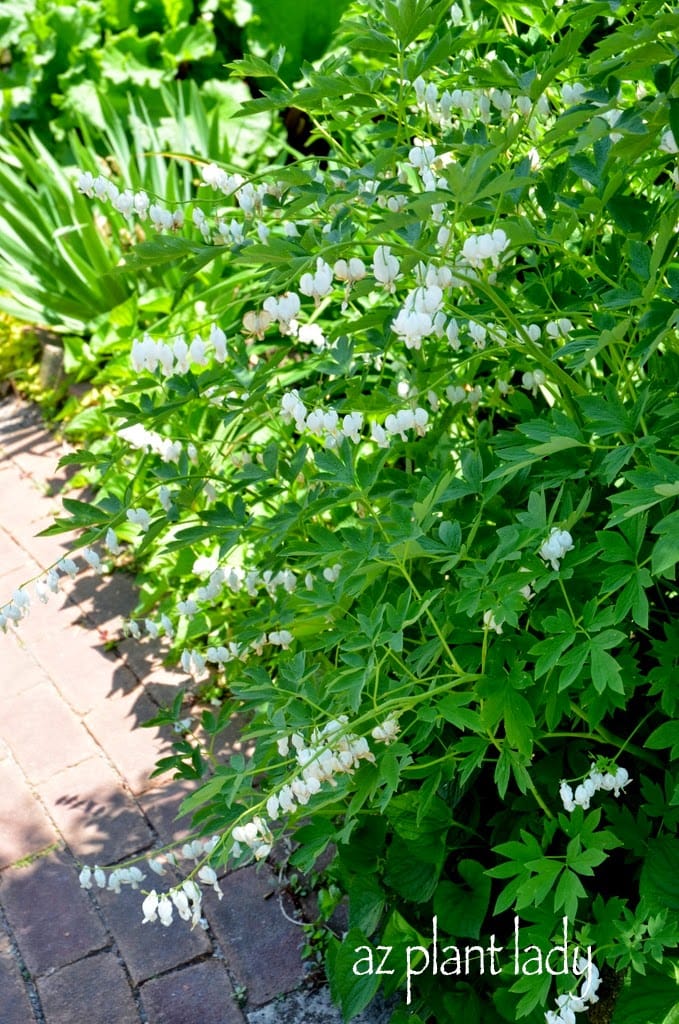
[0,754,56,868]
[140,960,247,1024]
[204,865,305,1006]
[0,932,35,1024]
[0,851,109,975]
[36,950,140,1024]
[35,756,153,864]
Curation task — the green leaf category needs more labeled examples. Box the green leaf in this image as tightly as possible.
[436,693,482,732]
[590,646,625,695]
[515,860,562,910]
[646,721,679,760]
[326,930,381,1022]
[652,534,679,578]
[530,632,576,680]
[478,673,535,756]
[384,836,441,902]
[61,497,110,526]
[247,0,350,83]
[640,836,679,913]
[669,98,679,156]
[553,867,586,918]
[119,235,212,270]
[289,819,337,873]
[503,690,536,756]
[558,642,590,691]
[606,193,655,235]
[434,860,491,939]
[163,22,215,63]
[348,877,385,935]
[612,969,679,1024]
[386,792,451,859]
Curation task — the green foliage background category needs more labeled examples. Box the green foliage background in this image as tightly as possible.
[2,1,679,1023]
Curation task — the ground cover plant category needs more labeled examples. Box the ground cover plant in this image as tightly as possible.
[2,1,679,1022]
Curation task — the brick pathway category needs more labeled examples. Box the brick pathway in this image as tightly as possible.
[0,398,390,1024]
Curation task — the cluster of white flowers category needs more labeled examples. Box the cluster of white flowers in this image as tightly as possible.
[264,717,376,824]
[539,528,574,571]
[371,715,400,744]
[178,560,298,612]
[141,883,204,928]
[131,326,227,376]
[201,163,284,215]
[300,258,334,304]
[0,587,32,627]
[174,628,295,682]
[545,959,601,1024]
[122,553,314,682]
[522,369,547,396]
[79,836,223,930]
[262,292,301,335]
[392,280,446,350]
[201,163,244,195]
[546,318,574,339]
[79,160,296,251]
[445,318,572,357]
[224,717,392,865]
[0,556,85,631]
[117,422,184,464]
[379,408,429,444]
[412,75,550,132]
[77,172,183,231]
[242,261,363,343]
[559,763,631,813]
[193,164,289,243]
[461,229,510,269]
[127,508,151,533]
[231,818,273,861]
[405,140,448,196]
[334,256,367,308]
[124,613,174,642]
[373,245,401,291]
[280,390,429,449]
[79,863,146,892]
[446,383,483,407]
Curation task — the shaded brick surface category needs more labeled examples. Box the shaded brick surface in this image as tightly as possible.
[0,932,35,1024]
[37,950,140,1024]
[0,756,56,869]
[3,681,98,784]
[97,883,212,984]
[118,637,189,703]
[85,689,172,795]
[140,960,246,1024]
[138,779,198,846]
[22,613,135,715]
[0,631,51,698]
[204,866,304,1006]
[0,851,108,976]
[36,756,153,864]
[64,570,139,634]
